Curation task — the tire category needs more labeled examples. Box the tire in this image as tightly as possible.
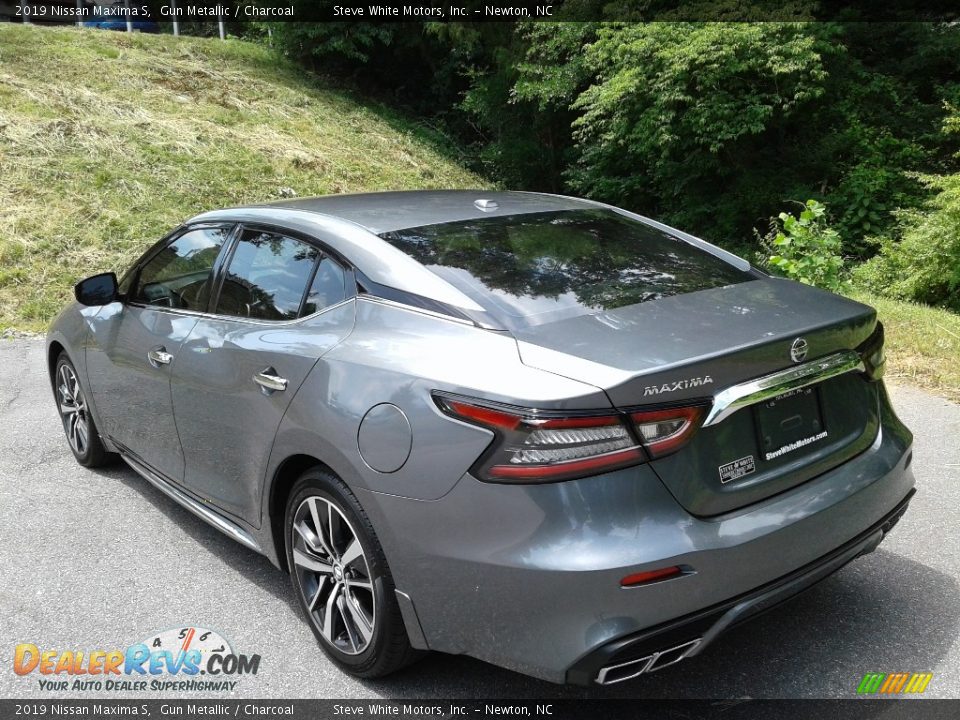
[285,467,420,678]
[54,353,114,468]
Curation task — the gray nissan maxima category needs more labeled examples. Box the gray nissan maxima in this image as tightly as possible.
[47,191,914,685]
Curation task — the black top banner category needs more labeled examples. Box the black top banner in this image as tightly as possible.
[19,0,960,23]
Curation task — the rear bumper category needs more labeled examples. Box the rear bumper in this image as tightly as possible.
[567,488,914,685]
[360,387,915,684]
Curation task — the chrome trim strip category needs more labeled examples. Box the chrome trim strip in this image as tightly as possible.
[121,453,262,552]
[703,350,865,427]
[124,296,354,327]
[357,294,478,327]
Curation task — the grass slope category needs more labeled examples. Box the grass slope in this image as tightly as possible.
[851,292,960,402]
[0,25,483,330]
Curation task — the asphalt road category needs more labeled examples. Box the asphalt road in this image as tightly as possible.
[1,337,958,700]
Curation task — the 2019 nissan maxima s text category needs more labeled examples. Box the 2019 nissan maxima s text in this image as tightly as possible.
[47,191,914,685]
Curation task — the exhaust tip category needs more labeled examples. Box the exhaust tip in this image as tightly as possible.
[595,638,702,685]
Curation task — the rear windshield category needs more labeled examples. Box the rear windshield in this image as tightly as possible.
[379,209,754,328]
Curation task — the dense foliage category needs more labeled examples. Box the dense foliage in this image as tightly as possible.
[854,108,960,311]
[262,16,960,309]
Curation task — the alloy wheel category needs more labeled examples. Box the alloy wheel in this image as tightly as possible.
[291,496,376,655]
[57,363,89,456]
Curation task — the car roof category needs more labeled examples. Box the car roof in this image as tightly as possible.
[192,190,602,235]
[183,190,750,328]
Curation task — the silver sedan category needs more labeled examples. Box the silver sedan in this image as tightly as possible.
[47,191,914,684]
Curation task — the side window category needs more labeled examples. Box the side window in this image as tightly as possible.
[215,230,319,321]
[132,227,228,310]
[302,257,347,316]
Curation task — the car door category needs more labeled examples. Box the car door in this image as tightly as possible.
[170,225,356,525]
[85,225,232,482]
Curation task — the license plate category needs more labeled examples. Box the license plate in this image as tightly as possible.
[754,386,827,462]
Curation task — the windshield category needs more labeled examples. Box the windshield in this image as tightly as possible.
[379,209,754,329]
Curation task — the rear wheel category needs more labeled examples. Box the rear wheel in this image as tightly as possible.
[54,354,113,468]
[285,467,419,678]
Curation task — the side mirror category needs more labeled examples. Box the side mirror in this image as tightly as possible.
[74,272,119,306]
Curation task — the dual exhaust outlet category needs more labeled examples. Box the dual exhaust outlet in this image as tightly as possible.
[595,638,702,685]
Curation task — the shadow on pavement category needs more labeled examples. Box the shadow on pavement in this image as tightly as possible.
[104,462,300,613]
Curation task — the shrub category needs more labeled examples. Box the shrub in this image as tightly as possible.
[854,173,960,311]
[759,200,849,292]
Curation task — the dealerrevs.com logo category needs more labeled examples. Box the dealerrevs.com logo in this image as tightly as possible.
[13,627,261,692]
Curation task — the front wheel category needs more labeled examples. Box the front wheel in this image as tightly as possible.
[54,354,114,467]
[285,468,420,678]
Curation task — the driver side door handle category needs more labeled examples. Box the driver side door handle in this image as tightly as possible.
[147,347,174,367]
[253,368,288,393]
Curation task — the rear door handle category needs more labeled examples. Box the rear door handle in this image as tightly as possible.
[147,347,174,367]
[253,368,287,393]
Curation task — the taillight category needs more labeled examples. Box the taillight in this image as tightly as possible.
[434,393,704,483]
[630,406,705,458]
[860,322,886,381]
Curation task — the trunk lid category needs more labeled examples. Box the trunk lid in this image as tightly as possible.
[514,277,880,516]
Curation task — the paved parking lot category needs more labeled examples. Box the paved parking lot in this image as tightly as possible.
[1,337,958,699]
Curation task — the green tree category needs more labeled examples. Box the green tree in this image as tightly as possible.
[512,22,960,252]
[854,104,960,311]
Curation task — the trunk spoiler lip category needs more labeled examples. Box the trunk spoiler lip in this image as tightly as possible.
[702,350,866,427]
[513,278,877,386]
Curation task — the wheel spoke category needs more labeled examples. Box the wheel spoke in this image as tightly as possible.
[344,591,374,644]
[293,548,333,575]
[308,497,323,536]
[75,418,88,452]
[67,414,80,451]
[293,520,311,546]
[322,582,341,642]
[309,498,337,560]
[340,539,362,569]
[338,593,360,652]
[58,367,72,398]
[293,520,325,556]
[60,403,78,415]
[58,372,74,404]
[308,575,328,612]
[346,577,373,592]
[327,503,339,559]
